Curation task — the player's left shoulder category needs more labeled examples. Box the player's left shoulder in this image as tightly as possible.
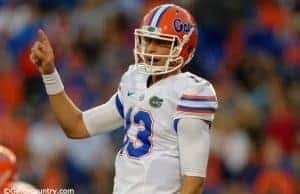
[174,72,218,122]
[174,72,217,100]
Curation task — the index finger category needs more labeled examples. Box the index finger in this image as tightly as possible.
[38,29,50,45]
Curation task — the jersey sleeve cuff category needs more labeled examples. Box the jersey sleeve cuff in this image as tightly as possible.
[174,114,215,122]
[115,94,124,118]
[183,168,207,177]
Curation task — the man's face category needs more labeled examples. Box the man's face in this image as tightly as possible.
[140,37,173,67]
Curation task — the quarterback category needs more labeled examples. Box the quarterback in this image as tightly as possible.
[30,4,218,194]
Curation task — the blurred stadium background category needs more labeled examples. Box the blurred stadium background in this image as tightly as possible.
[0,0,300,193]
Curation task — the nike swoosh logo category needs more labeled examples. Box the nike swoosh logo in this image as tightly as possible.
[127,91,135,96]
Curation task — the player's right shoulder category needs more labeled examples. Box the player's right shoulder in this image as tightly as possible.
[117,65,138,102]
[120,65,138,83]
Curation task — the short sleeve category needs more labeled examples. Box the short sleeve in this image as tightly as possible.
[83,93,124,135]
[115,65,134,119]
[175,81,218,122]
[115,87,124,118]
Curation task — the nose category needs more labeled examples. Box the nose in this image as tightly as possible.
[145,39,159,53]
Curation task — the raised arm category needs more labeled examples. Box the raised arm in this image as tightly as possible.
[30,29,123,138]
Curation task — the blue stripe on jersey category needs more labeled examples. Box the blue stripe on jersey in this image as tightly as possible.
[150,4,171,27]
[173,118,180,133]
[177,105,216,112]
[115,94,124,118]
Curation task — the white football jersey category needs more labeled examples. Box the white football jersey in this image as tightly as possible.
[113,65,217,194]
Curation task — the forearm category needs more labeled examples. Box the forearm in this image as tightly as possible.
[181,176,204,194]
[43,70,123,137]
[30,30,106,138]
[49,91,89,138]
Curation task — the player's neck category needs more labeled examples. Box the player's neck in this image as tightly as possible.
[148,69,181,87]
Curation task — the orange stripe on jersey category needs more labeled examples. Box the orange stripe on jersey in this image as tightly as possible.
[181,95,217,101]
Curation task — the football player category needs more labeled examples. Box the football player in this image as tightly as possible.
[30,4,218,194]
[0,145,39,194]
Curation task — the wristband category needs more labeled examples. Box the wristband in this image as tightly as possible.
[42,68,64,95]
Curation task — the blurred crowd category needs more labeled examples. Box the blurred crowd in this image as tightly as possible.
[0,0,299,194]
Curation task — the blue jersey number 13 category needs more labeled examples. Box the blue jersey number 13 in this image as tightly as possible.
[123,108,153,158]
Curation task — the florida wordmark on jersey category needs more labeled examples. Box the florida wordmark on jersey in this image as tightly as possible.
[113,65,218,194]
